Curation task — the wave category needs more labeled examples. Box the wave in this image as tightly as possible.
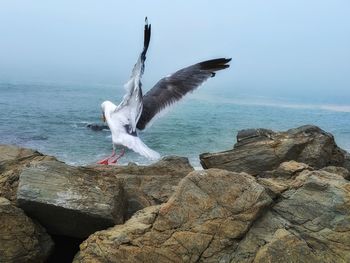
[319,105,350,112]
[193,95,350,113]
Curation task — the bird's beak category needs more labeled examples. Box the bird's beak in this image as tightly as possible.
[101,112,106,123]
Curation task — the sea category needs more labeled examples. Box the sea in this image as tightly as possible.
[1,82,349,168]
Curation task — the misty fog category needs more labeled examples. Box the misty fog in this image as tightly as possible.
[0,0,349,104]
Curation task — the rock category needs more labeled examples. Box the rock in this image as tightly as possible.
[75,164,350,262]
[86,123,109,131]
[73,169,272,263]
[321,165,350,180]
[232,169,350,262]
[256,161,312,198]
[0,197,53,262]
[236,128,275,144]
[253,228,321,263]
[344,151,350,171]
[257,178,290,197]
[0,144,55,203]
[200,125,349,175]
[0,144,41,167]
[90,156,194,219]
[262,161,312,178]
[16,156,192,238]
[17,160,126,238]
[273,161,311,176]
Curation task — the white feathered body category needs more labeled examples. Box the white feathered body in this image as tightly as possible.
[101,101,160,160]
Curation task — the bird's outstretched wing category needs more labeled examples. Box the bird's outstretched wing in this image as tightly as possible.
[136,58,231,130]
[114,17,151,134]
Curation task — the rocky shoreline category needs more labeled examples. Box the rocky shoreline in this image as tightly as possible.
[1,125,350,262]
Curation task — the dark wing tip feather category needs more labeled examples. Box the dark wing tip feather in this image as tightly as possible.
[199,58,231,73]
[142,18,151,61]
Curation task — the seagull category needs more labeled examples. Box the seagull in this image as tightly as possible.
[98,18,231,165]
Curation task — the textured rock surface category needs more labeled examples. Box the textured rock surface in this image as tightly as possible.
[321,165,350,180]
[256,161,313,198]
[16,156,192,238]
[2,123,350,263]
[17,160,126,238]
[0,144,55,203]
[74,169,272,262]
[200,125,349,174]
[74,165,350,262]
[233,169,350,263]
[0,197,53,263]
[91,156,194,218]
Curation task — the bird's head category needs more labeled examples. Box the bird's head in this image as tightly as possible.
[100,101,116,123]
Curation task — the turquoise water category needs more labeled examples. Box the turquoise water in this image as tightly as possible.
[1,82,349,167]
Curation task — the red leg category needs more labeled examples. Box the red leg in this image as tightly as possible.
[97,150,116,165]
[109,148,125,164]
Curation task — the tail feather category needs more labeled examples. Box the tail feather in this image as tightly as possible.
[117,133,160,160]
[133,137,160,160]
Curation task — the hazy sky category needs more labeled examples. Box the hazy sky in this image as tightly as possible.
[0,1,349,103]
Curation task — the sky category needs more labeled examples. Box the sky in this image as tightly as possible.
[0,0,349,104]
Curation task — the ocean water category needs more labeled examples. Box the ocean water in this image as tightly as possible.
[0,82,349,168]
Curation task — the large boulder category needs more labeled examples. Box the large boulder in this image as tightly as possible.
[73,169,272,262]
[17,160,126,238]
[233,168,350,262]
[200,125,349,175]
[75,165,350,263]
[0,197,53,263]
[16,156,193,238]
[90,156,194,218]
[0,144,55,203]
